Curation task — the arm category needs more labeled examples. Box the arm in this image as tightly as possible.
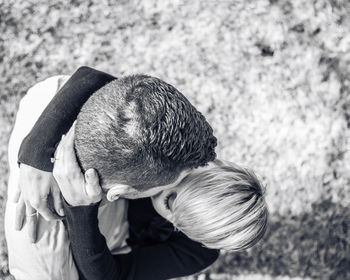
[54,127,219,280]
[14,67,116,242]
[18,66,116,171]
[63,201,219,280]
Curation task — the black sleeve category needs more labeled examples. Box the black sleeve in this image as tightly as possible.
[18,66,117,171]
[63,200,219,280]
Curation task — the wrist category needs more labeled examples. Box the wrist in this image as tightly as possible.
[62,198,104,251]
[18,135,56,172]
[64,197,101,207]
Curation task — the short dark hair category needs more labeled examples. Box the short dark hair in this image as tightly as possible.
[75,75,217,189]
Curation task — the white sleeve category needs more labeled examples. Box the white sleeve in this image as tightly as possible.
[8,75,70,173]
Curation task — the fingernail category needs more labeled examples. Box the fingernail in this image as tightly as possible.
[58,208,65,216]
[15,219,22,231]
[86,169,95,179]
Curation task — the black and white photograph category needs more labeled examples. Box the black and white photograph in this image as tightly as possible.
[0,0,349,279]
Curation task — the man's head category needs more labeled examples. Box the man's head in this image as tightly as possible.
[74,74,217,198]
[151,159,268,251]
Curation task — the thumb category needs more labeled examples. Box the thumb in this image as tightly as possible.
[84,169,102,198]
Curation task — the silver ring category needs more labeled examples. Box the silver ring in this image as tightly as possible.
[26,211,38,217]
[51,157,58,163]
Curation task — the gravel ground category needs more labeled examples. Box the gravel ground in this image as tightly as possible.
[1,0,349,279]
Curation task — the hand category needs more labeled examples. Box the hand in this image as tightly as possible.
[52,123,102,207]
[13,164,64,243]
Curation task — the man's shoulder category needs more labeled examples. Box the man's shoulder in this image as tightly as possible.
[20,75,70,106]
[28,75,70,94]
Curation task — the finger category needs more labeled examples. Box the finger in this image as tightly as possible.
[63,123,78,163]
[54,121,72,158]
[13,165,26,203]
[57,122,75,152]
[52,182,64,216]
[55,126,79,171]
[65,121,76,148]
[85,169,102,198]
[12,181,21,203]
[53,135,72,174]
[15,196,26,230]
[36,198,59,221]
[25,203,38,243]
[54,134,66,160]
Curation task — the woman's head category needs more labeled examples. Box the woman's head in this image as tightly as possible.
[151,160,268,251]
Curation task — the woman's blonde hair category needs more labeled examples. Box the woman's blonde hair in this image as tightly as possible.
[171,160,268,251]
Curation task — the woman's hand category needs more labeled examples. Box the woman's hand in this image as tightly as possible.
[13,164,63,243]
[52,122,102,207]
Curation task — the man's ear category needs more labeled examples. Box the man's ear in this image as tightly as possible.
[106,184,132,201]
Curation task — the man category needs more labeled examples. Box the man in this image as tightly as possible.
[5,67,218,279]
